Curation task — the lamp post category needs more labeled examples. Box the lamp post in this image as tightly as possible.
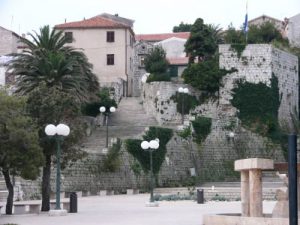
[178,87,189,124]
[45,124,70,211]
[99,106,116,148]
[141,139,159,203]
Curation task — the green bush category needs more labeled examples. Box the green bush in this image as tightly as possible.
[146,73,171,83]
[192,117,212,144]
[81,87,117,116]
[101,139,122,172]
[125,127,173,175]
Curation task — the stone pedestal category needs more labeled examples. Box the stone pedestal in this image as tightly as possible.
[241,171,249,216]
[235,158,274,217]
[249,169,262,217]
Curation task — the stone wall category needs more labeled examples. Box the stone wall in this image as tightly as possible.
[142,81,194,125]
[219,44,298,126]
[141,44,296,181]
[19,132,200,199]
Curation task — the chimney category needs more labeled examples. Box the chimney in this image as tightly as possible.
[115,14,119,17]
[65,18,66,23]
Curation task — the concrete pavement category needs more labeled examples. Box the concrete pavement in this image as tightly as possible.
[0,194,276,225]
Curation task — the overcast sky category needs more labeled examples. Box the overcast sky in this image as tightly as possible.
[0,0,299,36]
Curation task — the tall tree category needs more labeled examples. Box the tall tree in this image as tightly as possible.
[185,18,219,63]
[144,46,170,82]
[0,90,44,214]
[8,25,99,211]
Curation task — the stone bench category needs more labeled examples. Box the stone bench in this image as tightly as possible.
[14,202,40,214]
[50,200,70,212]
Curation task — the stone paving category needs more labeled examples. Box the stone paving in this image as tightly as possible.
[0,194,276,225]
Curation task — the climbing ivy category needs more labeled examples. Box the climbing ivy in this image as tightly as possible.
[170,93,199,115]
[125,127,173,175]
[231,75,288,159]
[191,116,212,144]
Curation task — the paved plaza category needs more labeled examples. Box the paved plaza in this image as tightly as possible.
[0,194,276,225]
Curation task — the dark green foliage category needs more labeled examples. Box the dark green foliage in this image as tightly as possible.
[177,126,192,140]
[171,93,199,114]
[223,25,245,44]
[0,90,44,214]
[0,91,44,178]
[146,73,171,83]
[191,117,212,144]
[101,139,122,172]
[144,46,170,83]
[173,22,193,32]
[230,44,247,58]
[231,75,288,159]
[247,22,285,44]
[185,18,220,62]
[224,21,285,45]
[81,88,117,117]
[144,46,168,74]
[125,127,173,175]
[182,58,236,95]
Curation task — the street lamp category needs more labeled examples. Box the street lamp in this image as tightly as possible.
[178,87,189,124]
[99,106,116,148]
[141,139,159,203]
[45,124,70,211]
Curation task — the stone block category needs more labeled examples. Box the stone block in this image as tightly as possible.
[234,158,274,171]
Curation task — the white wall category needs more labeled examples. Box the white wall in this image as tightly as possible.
[64,28,133,84]
[287,14,300,48]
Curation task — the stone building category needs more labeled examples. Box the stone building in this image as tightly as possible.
[286,13,300,48]
[0,26,21,55]
[55,13,135,98]
[132,32,190,97]
[248,15,284,32]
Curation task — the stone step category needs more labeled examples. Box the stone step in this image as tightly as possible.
[82,97,159,153]
[0,190,8,202]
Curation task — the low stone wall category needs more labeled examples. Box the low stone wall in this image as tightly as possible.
[203,214,290,225]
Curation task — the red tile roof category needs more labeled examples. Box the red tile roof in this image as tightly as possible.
[135,32,190,42]
[55,15,131,29]
[167,57,189,65]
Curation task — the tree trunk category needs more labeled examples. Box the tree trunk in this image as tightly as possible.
[41,154,51,211]
[3,169,14,215]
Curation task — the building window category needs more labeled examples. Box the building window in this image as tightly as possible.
[138,55,146,67]
[107,54,114,65]
[107,31,115,42]
[65,32,73,43]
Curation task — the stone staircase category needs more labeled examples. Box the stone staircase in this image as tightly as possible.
[82,97,159,153]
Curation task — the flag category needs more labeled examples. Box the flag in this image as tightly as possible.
[243,1,248,34]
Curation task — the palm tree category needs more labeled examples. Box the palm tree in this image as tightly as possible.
[8,25,99,211]
[8,25,99,101]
